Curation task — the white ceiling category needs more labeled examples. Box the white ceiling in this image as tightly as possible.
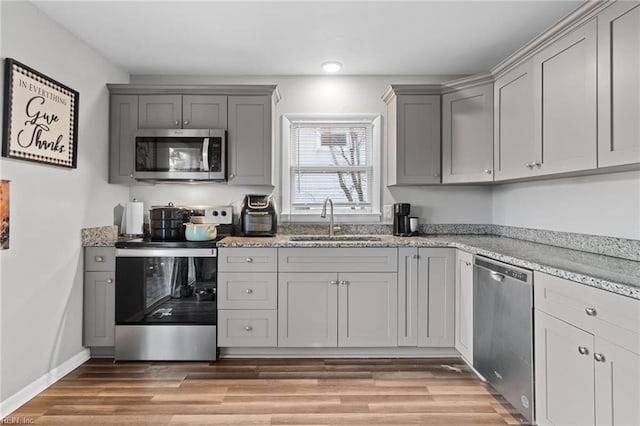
[32,0,583,76]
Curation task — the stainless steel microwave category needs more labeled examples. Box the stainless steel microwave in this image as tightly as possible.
[133,129,226,181]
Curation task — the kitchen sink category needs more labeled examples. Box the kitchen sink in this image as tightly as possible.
[288,235,382,242]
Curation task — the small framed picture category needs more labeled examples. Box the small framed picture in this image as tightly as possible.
[2,58,79,168]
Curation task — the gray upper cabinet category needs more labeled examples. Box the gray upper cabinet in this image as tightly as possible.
[533,18,598,175]
[597,1,640,168]
[139,94,228,129]
[442,82,494,183]
[493,60,536,181]
[227,96,273,186]
[384,86,441,185]
[138,94,183,129]
[109,95,138,184]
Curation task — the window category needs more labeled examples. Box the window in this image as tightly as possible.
[282,114,381,221]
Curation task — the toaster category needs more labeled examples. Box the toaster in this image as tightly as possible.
[239,194,277,236]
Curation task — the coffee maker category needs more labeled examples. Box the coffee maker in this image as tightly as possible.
[393,203,411,236]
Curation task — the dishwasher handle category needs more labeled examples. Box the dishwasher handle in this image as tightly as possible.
[489,271,505,282]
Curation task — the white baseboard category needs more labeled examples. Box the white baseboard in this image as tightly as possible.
[0,349,90,418]
[220,347,460,358]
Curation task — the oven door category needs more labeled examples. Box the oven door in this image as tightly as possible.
[114,248,218,361]
[133,129,225,181]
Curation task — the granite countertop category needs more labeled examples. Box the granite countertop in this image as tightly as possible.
[218,235,640,300]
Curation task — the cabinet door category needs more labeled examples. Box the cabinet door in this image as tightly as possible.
[594,337,640,426]
[398,248,419,346]
[442,84,494,183]
[534,310,595,426]
[138,94,182,129]
[454,250,474,363]
[598,2,640,167]
[84,272,115,347]
[182,95,228,129]
[109,95,138,184]
[338,272,398,347]
[494,59,537,181]
[278,273,338,347]
[533,19,598,175]
[417,248,455,347]
[227,96,272,185]
[390,95,441,185]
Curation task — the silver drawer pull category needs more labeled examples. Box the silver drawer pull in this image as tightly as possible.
[585,307,597,317]
[245,257,253,263]
[594,353,606,362]
[484,169,492,174]
[245,288,253,294]
[244,326,253,332]
[578,346,589,355]
[466,261,471,266]
[95,256,104,262]
[329,280,338,285]
[107,279,113,284]
[339,280,348,285]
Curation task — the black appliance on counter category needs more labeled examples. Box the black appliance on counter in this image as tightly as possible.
[113,206,234,362]
[393,203,412,236]
[239,194,277,236]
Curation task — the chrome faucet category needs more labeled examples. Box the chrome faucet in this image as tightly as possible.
[320,197,336,238]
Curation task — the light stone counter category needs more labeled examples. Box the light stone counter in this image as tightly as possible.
[218,234,640,300]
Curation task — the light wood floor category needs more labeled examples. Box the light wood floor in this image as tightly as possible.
[10,357,525,425]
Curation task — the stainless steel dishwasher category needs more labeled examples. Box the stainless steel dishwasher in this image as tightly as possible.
[473,256,533,424]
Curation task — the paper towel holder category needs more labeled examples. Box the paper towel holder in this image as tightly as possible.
[121,198,145,237]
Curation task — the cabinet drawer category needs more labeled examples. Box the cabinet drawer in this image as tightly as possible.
[218,248,277,272]
[218,310,277,347]
[85,247,116,271]
[534,272,640,352]
[218,272,277,309]
[279,248,398,273]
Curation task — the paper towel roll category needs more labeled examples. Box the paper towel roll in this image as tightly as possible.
[124,200,144,235]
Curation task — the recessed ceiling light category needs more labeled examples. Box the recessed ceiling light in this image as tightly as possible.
[322,61,342,73]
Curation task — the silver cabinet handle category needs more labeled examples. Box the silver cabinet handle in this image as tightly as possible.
[484,169,492,174]
[534,162,541,167]
[183,120,190,126]
[594,353,606,362]
[244,326,253,331]
[329,280,338,285]
[245,288,253,294]
[95,256,104,262]
[107,278,113,284]
[412,254,419,259]
[174,120,180,126]
[229,173,235,179]
[245,257,253,263]
[578,346,590,355]
[585,307,597,317]
[466,261,472,266]
[433,172,440,177]
[339,280,348,285]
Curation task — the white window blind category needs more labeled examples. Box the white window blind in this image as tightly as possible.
[288,119,376,214]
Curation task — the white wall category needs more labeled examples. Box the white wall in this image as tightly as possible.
[492,170,640,240]
[129,75,493,225]
[0,1,129,404]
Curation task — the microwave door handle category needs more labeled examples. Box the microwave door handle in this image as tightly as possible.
[202,138,210,171]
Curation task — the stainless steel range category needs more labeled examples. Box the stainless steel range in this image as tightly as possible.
[113,205,233,361]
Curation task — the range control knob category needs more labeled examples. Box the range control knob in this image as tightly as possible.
[221,210,227,216]
[212,211,219,216]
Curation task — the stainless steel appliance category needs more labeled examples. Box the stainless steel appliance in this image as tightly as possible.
[473,256,534,424]
[133,129,226,181]
[239,194,277,236]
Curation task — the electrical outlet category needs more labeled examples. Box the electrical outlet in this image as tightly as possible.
[383,204,393,220]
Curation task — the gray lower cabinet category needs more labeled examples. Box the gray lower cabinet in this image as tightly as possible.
[534,272,640,425]
[397,248,455,348]
[138,94,228,129]
[277,272,397,347]
[454,250,473,363]
[442,83,494,183]
[84,247,116,347]
[533,18,598,175]
[597,1,640,168]
[384,86,442,185]
[109,95,138,184]
[227,96,272,186]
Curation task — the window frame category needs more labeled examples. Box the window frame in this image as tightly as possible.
[281,114,382,223]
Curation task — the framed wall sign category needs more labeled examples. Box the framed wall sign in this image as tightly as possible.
[2,58,79,168]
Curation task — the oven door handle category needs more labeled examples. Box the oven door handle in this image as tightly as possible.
[202,137,210,172]
[116,248,217,257]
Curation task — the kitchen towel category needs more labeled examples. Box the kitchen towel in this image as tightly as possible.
[124,200,144,235]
